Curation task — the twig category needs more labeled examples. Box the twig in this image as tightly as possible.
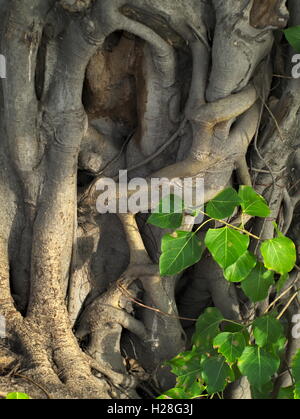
[117,280,199,322]
[197,209,261,240]
[264,273,300,314]
[258,92,285,144]
[13,373,51,399]
[272,74,293,79]
[277,292,299,320]
[251,167,287,175]
[125,118,187,175]
[117,280,247,329]
[95,129,135,177]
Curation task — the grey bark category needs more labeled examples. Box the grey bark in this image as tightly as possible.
[0,0,299,399]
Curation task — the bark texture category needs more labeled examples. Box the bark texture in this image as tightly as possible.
[0,0,299,399]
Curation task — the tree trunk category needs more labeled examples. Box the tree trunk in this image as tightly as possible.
[0,0,299,399]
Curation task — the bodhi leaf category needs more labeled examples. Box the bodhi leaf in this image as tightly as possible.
[213,332,246,363]
[167,350,203,390]
[292,351,300,399]
[206,188,241,220]
[201,356,234,394]
[5,392,30,399]
[238,346,280,390]
[251,382,273,399]
[292,350,300,384]
[160,231,205,276]
[295,383,300,399]
[238,185,270,217]
[205,227,249,269]
[264,333,287,359]
[277,386,295,400]
[252,315,285,348]
[224,251,257,283]
[157,388,190,399]
[183,381,206,399]
[148,194,184,229]
[260,236,296,274]
[222,322,250,344]
[157,384,205,399]
[193,307,224,350]
[241,262,275,303]
[284,26,300,53]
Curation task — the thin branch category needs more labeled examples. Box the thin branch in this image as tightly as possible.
[277,292,299,320]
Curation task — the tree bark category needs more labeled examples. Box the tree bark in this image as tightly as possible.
[0,0,299,399]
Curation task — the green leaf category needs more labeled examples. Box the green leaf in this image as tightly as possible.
[201,356,234,394]
[213,332,246,363]
[238,346,280,390]
[5,392,30,399]
[206,188,241,220]
[276,273,289,293]
[205,227,249,269]
[253,315,285,348]
[284,25,300,53]
[292,351,300,398]
[241,263,275,302]
[224,251,257,283]
[295,382,300,399]
[260,236,296,274]
[160,231,205,276]
[277,386,295,399]
[251,382,273,399]
[292,350,300,383]
[268,335,287,358]
[193,307,224,350]
[148,194,184,229]
[239,186,270,217]
[167,350,203,390]
[157,388,190,399]
[184,381,206,398]
[222,322,250,344]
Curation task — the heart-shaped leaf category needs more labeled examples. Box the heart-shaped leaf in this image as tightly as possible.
[241,263,275,302]
[239,186,270,217]
[206,188,241,220]
[148,194,184,229]
[193,307,224,350]
[260,236,296,274]
[238,346,280,390]
[224,251,257,283]
[201,356,234,394]
[253,315,285,348]
[205,227,249,269]
[284,26,300,53]
[167,350,203,390]
[213,332,246,363]
[160,231,205,276]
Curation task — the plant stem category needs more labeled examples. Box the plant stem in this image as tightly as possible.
[197,209,261,240]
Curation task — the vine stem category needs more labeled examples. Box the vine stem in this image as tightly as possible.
[222,318,249,328]
[276,292,299,320]
[194,218,214,234]
[264,274,300,314]
[197,209,261,240]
